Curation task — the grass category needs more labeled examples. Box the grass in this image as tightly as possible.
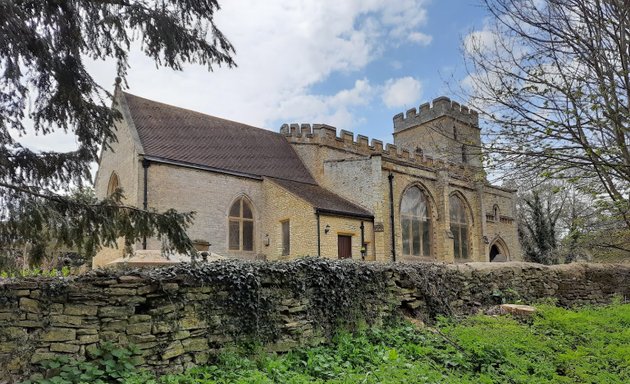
[78,303,630,383]
[124,302,630,383]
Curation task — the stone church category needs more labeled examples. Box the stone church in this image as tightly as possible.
[92,88,521,267]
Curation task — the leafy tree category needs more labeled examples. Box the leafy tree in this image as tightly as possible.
[559,187,594,263]
[462,0,630,230]
[0,1,235,259]
[514,178,629,263]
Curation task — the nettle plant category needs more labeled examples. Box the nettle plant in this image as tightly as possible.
[25,342,140,384]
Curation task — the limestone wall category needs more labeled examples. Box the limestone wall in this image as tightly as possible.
[1,260,628,381]
[262,179,318,259]
[92,112,144,266]
[392,96,480,132]
[391,96,482,165]
[282,123,479,180]
[284,121,520,263]
[322,157,382,213]
[318,216,374,260]
[393,115,482,167]
[143,163,265,259]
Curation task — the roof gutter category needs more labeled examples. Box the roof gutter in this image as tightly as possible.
[314,207,374,220]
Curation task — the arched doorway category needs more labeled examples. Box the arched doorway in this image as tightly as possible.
[489,238,509,262]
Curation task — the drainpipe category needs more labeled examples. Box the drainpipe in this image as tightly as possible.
[142,158,150,250]
[388,172,396,262]
[316,211,321,256]
[360,221,365,260]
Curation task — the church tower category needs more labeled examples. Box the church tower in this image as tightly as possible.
[392,96,482,168]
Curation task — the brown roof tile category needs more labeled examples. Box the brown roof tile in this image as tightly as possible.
[269,178,373,219]
[122,92,316,184]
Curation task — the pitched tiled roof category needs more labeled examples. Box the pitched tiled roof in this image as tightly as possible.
[269,178,373,219]
[121,92,316,184]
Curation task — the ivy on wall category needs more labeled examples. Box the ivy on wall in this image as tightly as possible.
[1,257,629,380]
[146,257,398,341]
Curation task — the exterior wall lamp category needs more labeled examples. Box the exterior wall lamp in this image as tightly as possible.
[264,234,270,246]
[324,224,330,234]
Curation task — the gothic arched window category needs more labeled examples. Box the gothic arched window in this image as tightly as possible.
[107,172,120,197]
[401,186,431,257]
[228,197,254,251]
[450,195,469,260]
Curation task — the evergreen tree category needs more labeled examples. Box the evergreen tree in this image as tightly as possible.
[519,190,561,264]
[0,1,235,259]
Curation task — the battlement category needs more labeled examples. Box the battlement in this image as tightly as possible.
[393,96,479,133]
[279,123,480,177]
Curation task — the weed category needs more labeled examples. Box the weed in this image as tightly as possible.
[25,304,630,383]
[23,342,140,384]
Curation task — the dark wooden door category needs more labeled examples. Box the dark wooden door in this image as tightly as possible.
[338,235,352,259]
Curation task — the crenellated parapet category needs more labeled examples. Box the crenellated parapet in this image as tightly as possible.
[279,122,479,177]
[393,96,479,133]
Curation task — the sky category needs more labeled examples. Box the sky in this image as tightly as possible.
[23,0,490,153]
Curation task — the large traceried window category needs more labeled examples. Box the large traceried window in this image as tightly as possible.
[450,195,469,260]
[401,186,431,257]
[228,197,254,251]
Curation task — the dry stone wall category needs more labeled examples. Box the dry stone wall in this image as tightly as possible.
[1,259,629,382]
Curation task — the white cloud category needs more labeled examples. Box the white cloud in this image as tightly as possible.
[381,0,431,43]
[381,77,423,108]
[408,32,433,46]
[461,21,528,107]
[274,78,374,129]
[17,1,434,154]
[88,0,432,129]
[463,29,499,55]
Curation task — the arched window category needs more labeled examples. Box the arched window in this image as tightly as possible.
[228,197,254,251]
[401,186,431,257]
[107,172,120,197]
[450,195,469,260]
[493,205,500,222]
